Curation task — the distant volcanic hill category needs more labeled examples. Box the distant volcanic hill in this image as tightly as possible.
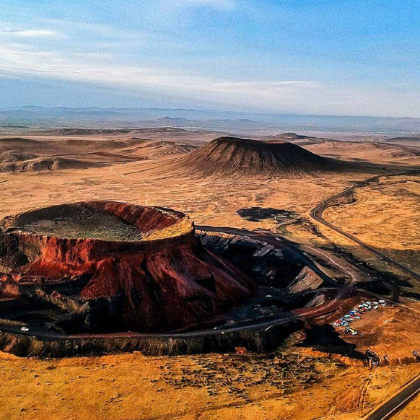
[170,136,343,176]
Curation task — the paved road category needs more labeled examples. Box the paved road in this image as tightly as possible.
[364,375,420,420]
[309,170,420,419]
[309,171,420,282]
[197,225,338,286]
[0,222,386,342]
[0,286,346,341]
[0,226,348,341]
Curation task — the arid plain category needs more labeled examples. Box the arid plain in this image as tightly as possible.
[0,128,419,420]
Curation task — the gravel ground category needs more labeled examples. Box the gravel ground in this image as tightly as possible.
[23,207,142,241]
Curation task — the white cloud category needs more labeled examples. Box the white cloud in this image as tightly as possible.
[1,29,59,38]
[161,0,237,10]
[0,42,313,104]
[0,41,419,117]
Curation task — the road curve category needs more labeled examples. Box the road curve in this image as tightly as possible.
[309,170,420,419]
[0,227,347,341]
[309,171,420,282]
[0,287,346,341]
[197,225,338,287]
[364,375,420,420]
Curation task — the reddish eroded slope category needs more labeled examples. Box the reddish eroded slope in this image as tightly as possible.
[0,202,255,332]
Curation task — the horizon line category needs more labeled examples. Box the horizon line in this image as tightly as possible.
[2,105,420,121]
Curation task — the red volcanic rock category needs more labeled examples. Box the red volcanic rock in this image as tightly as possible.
[0,201,255,332]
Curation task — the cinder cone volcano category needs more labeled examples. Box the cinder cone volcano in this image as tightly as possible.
[171,136,344,176]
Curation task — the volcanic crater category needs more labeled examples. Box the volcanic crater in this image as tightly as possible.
[0,201,357,358]
[0,201,256,333]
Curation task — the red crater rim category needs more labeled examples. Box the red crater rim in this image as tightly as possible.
[0,201,255,333]
[2,201,193,243]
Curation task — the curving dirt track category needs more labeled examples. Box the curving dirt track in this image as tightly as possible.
[309,170,420,419]
[309,170,420,282]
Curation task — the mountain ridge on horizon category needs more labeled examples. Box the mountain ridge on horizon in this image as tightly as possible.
[4,105,420,121]
[1,106,419,135]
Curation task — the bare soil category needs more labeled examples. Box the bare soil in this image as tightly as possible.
[0,128,419,419]
[21,207,142,241]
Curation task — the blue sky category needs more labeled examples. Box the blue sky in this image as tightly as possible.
[0,0,419,117]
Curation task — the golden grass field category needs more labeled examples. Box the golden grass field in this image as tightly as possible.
[0,129,419,419]
[1,347,420,420]
[323,174,420,274]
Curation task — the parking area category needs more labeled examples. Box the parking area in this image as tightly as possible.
[331,297,420,364]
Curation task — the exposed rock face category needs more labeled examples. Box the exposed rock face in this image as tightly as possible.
[170,136,342,176]
[0,201,255,332]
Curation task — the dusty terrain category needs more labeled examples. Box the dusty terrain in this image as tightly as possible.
[17,205,142,241]
[0,127,419,419]
[0,343,419,420]
[300,140,420,166]
[323,174,420,276]
[260,132,420,166]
